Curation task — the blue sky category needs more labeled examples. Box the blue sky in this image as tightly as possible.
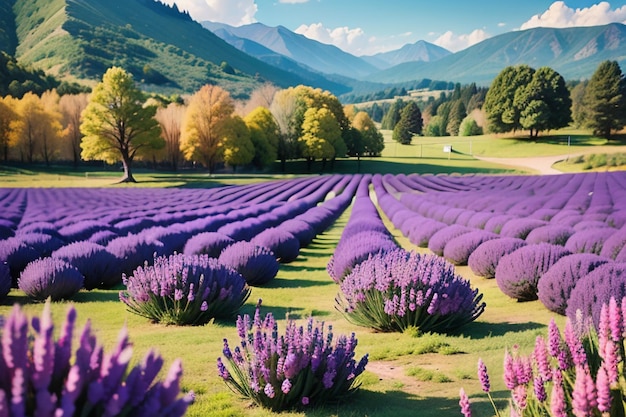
[162,1,626,55]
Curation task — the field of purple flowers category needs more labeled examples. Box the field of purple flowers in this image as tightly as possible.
[0,170,626,414]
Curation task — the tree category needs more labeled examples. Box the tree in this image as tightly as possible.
[300,107,340,171]
[155,103,185,170]
[583,60,626,138]
[392,101,422,144]
[516,67,571,138]
[270,87,299,171]
[0,96,18,162]
[12,92,64,164]
[240,83,278,115]
[180,84,235,174]
[352,111,384,156]
[459,116,483,136]
[39,90,66,165]
[59,93,89,167]
[80,67,163,182]
[484,65,534,134]
[244,106,279,170]
[570,81,588,128]
[381,99,404,130]
[446,100,466,136]
[219,116,254,172]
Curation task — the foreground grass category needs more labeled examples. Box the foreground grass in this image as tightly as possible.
[0,200,566,417]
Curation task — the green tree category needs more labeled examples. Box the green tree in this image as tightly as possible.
[180,84,235,174]
[353,111,384,156]
[570,81,588,128]
[446,100,466,136]
[484,65,534,134]
[583,60,626,138]
[459,116,483,136]
[220,115,254,172]
[244,106,279,170]
[392,101,422,144]
[80,67,163,182]
[269,87,299,171]
[425,115,446,137]
[516,67,571,138]
[381,99,404,130]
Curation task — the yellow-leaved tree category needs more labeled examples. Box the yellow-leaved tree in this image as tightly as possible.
[80,67,163,183]
[180,84,235,174]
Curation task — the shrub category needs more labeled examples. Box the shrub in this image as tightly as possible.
[427,225,472,256]
[218,241,279,286]
[183,232,234,258]
[442,230,498,266]
[495,243,571,301]
[58,220,114,242]
[404,218,447,247]
[537,253,609,315]
[565,227,616,255]
[0,300,193,416]
[14,232,65,257]
[279,219,317,248]
[217,301,368,411]
[0,237,40,280]
[326,231,398,283]
[600,226,626,259]
[566,262,626,328]
[499,218,547,239]
[525,224,575,246]
[251,228,301,263]
[336,249,485,333]
[121,253,250,325]
[468,238,527,279]
[18,258,85,301]
[107,234,166,277]
[52,242,121,290]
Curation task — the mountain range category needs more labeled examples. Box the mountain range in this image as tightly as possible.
[2,0,626,100]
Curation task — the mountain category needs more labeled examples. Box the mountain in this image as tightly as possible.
[369,23,626,85]
[202,21,378,79]
[361,40,452,70]
[1,0,352,97]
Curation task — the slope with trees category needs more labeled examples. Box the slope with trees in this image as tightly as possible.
[581,60,626,138]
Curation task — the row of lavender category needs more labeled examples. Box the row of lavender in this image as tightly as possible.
[0,174,361,303]
[376,171,626,326]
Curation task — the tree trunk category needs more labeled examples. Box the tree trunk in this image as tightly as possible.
[119,153,137,183]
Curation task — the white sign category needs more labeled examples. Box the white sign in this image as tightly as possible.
[443,145,452,153]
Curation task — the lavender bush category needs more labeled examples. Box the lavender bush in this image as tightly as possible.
[182,232,234,258]
[18,258,85,301]
[427,225,472,257]
[217,301,368,411]
[564,227,616,255]
[121,253,250,325]
[461,297,626,417]
[0,237,40,280]
[442,230,498,266]
[600,226,626,259]
[537,253,609,315]
[467,238,527,279]
[0,262,10,301]
[336,248,485,333]
[0,300,193,416]
[218,241,279,286]
[251,228,301,263]
[566,262,626,328]
[525,224,575,246]
[52,242,121,290]
[499,218,547,239]
[495,243,571,301]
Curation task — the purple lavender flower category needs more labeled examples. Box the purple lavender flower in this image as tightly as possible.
[572,364,597,417]
[477,358,490,393]
[550,369,567,417]
[218,241,279,286]
[459,388,472,417]
[18,257,84,301]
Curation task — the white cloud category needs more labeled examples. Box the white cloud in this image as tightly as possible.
[162,0,258,25]
[433,29,490,52]
[520,1,626,30]
[295,23,373,55]
[279,0,309,3]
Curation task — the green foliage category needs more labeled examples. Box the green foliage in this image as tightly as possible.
[484,65,534,134]
[0,52,61,98]
[425,115,447,137]
[0,0,17,54]
[380,99,404,130]
[244,106,279,169]
[300,107,343,161]
[220,116,254,170]
[582,60,626,138]
[459,116,483,137]
[406,367,453,383]
[80,67,163,182]
[392,101,422,144]
[446,100,466,136]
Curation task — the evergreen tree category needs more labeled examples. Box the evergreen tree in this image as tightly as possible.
[392,101,422,144]
[446,100,467,136]
[381,99,404,130]
[583,60,626,138]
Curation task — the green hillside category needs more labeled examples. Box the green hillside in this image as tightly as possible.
[5,0,322,97]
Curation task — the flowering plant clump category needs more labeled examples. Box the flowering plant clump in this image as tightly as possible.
[217,301,368,411]
[461,296,626,417]
[336,248,486,333]
[18,257,85,301]
[0,300,194,416]
[120,253,250,325]
[218,241,279,286]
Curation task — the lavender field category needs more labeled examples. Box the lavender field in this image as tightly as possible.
[0,170,626,415]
